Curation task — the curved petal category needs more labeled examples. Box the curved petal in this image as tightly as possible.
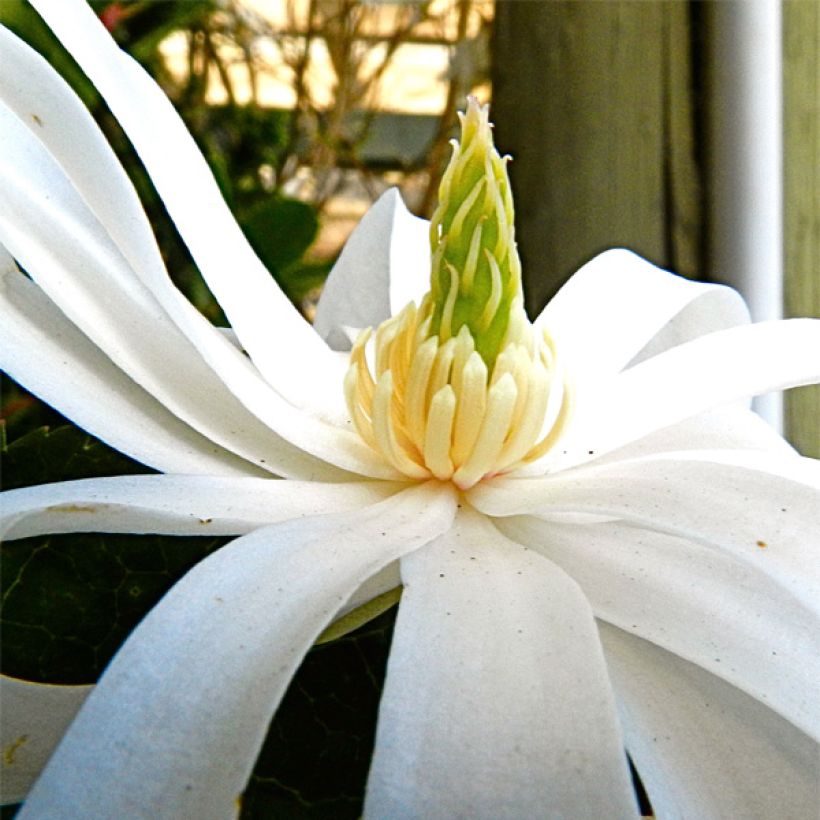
[600,624,819,819]
[535,249,749,385]
[314,189,430,351]
[0,676,91,806]
[0,257,257,476]
[0,108,381,479]
[473,450,820,596]
[27,0,342,412]
[365,505,638,820]
[0,27,393,474]
[493,513,820,739]
[561,319,820,465]
[591,405,796,466]
[0,475,399,540]
[18,482,457,820]
[0,25,419,479]
[0,113,333,479]
[0,23,161,295]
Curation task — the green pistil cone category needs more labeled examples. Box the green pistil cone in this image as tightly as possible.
[426,97,524,368]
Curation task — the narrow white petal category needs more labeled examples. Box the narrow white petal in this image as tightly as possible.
[365,506,638,820]
[0,26,407,478]
[0,256,256,476]
[473,450,820,593]
[0,24,162,295]
[564,319,820,463]
[314,190,430,350]
[1,103,371,479]
[601,625,819,819]
[0,677,91,805]
[494,513,820,739]
[19,483,456,820]
[27,0,342,412]
[0,26,388,474]
[535,249,749,384]
[0,476,398,540]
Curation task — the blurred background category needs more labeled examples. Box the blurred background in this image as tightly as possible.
[0,4,816,817]
[0,0,816,451]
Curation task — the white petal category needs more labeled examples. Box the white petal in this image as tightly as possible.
[600,624,819,819]
[0,23,161,295]
[27,0,341,412]
[494,512,820,739]
[0,676,91,805]
[474,450,820,592]
[0,256,255,476]
[19,482,456,820]
[364,505,638,820]
[563,319,820,464]
[592,405,796,466]
[535,249,749,384]
[0,475,397,540]
[314,189,430,350]
[0,25,417,478]
[0,26,389,474]
[0,109,371,479]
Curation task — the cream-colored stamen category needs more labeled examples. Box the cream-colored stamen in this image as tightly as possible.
[345,306,571,489]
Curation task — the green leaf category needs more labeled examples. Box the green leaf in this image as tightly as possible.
[241,196,320,277]
[1,530,229,684]
[1,424,149,492]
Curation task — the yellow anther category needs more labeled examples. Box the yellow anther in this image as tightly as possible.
[424,386,457,479]
[344,306,570,488]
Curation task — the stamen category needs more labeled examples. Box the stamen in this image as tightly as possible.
[450,325,475,398]
[427,337,457,409]
[344,366,376,449]
[344,309,570,487]
[453,372,517,488]
[497,361,550,470]
[451,351,488,464]
[405,335,439,449]
[424,385,456,479]
[372,371,430,479]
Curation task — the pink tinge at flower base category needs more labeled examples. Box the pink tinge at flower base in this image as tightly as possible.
[1,2,820,819]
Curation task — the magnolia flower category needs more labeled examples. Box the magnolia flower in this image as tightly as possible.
[2,2,820,818]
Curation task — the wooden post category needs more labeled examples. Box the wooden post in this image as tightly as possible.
[783,0,820,457]
[490,1,700,316]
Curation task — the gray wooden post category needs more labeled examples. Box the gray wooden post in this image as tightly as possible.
[490,0,700,316]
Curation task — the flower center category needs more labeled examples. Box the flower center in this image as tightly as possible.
[344,301,570,489]
[344,97,571,488]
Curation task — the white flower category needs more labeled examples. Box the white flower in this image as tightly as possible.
[1,2,819,818]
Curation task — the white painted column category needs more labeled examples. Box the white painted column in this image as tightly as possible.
[708,0,783,430]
